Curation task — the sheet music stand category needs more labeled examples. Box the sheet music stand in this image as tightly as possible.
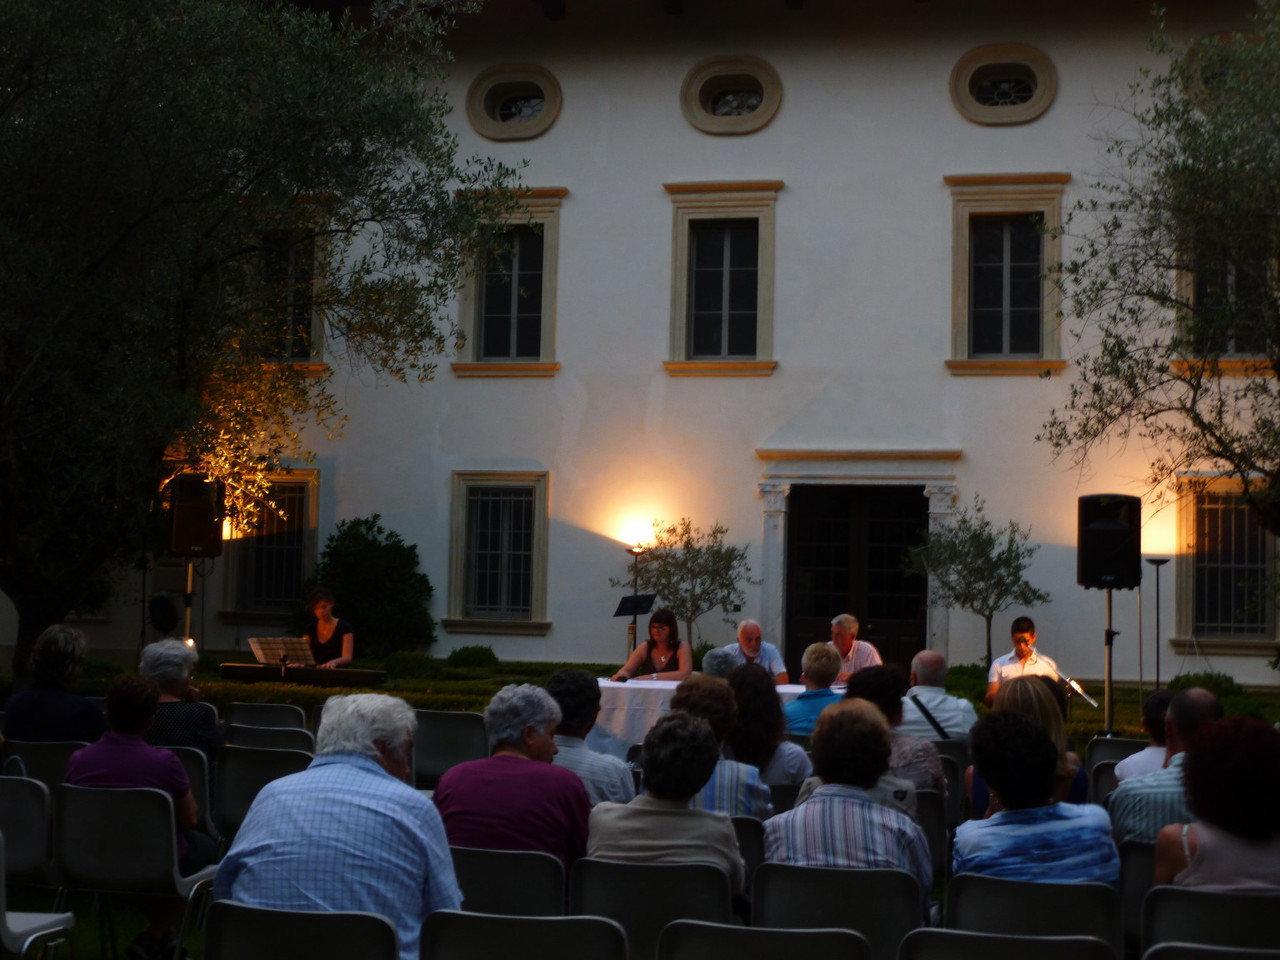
[248,637,314,675]
[613,594,657,655]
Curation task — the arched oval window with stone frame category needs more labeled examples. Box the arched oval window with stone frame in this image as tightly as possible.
[466,63,563,141]
[680,55,782,136]
[949,44,1057,126]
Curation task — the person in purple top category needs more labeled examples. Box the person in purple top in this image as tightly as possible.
[65,673,216,960]
[434,684,590,872]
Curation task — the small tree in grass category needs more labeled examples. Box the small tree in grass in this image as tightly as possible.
[908,496,1051,668]
[610,518,758,645]
[295,515,435,659]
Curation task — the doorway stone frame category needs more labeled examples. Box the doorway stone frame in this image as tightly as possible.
[755,448,960,661]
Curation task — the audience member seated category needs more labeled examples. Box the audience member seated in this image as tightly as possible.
[1109,686,1222,845]
[897,649,979,741]
[669,674,772,819]
[845,666,945,796]
[1115,688,1173,782]
[700,646,737,678]
[726,663,812,786]
[1153,716,1280,889]
[4,624,108,743]
[765,699,932,915]
[783,643,842,735]
[66,674,217,960]
[610,608,693,682]
[546,668,635,806]
[967,677,1085,816]
[214,694,459,960]
[953,711,1119,883]
[719,619,789,684]
[434,684,590,872]
[139,639,223,760]
[828,613,882,683]
[587,711,745,894]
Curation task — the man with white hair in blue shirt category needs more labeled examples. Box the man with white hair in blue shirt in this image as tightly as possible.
[214,694,460,960]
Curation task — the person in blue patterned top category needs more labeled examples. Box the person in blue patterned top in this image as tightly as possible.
[953,711,1119,883]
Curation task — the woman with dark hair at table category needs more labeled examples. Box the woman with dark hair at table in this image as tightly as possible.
[1154,716,1280,889]
[610,608,691,682]
[726,663,811,786]
[304,587,354,669]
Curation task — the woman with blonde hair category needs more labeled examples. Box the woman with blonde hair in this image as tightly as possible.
[967,676,1086,817]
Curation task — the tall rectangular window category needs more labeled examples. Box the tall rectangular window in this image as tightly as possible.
[262,231,316,361]
[479,226,544,360]
[689,219,759,358]
[1193,492,1273,637]
[446,471,550,633]
[944,173,1068,375]
[222,473,318,618]
[465,485,534,618]
[969,214,1042,357]
[1190,259,1270,357]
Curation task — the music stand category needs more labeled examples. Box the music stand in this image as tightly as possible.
[614,593,657,655]
[248,637,315,675]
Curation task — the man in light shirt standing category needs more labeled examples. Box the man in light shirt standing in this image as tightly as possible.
[985,616,1059,707]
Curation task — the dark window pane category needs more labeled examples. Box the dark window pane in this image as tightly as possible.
[481,315,510,358]
[971,221,1005,263]
[971,311,1004,355]
[692,270,724,312]
[728,222,758,268]
[687,219,758,359]
[691,314,722,356]
[515,316,540,358]
[517,228,544,271]
[727,269,758,312]
[727,314,757,356]
[1009,310,1041,354]
[479,226,542,360]
[466,486,535,619]
[692,223,725,269]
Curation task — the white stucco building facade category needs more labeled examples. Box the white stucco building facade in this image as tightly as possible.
[15,0,1277,689]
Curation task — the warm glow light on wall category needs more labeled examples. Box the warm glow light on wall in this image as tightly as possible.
[615,515,655,549]
[1142,511,1177,557]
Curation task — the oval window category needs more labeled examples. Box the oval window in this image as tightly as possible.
[680,56,781,135]
[950,45,1056,126]
[467,64,562,141]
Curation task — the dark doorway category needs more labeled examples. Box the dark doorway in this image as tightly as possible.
[784,484,928,677]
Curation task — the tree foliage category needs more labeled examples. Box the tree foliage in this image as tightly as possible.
[1043,2,1280,533]
[908,495,1051,667]
[294,515,435,659]
[0,0,518,660]
[611,518,758,645]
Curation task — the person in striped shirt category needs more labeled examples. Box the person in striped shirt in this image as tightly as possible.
[764,698,932,917]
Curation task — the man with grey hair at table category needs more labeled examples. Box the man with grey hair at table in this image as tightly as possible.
[829,613,881,684]
[434,683,591,871]
[214,694,460,960]
[720,618,789,684]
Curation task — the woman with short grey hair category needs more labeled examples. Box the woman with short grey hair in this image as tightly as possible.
[140,639,223,759]
[483,683,562,752]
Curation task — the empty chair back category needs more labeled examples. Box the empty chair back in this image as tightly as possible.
[658,919,871,960]
[0,833,76,959]
[900,929,1115,960]
[946,873,1122,954]
[449,847,564,916]
[1119,841,1155,954]
[55,784,178,892]
[938,753,967,826]
[752,863,922,960]
[1142,887,1280,953]
[162,745,219,841]
[422,909,627,960]
[205,900,398,960]
[226,724,316,752]
[914,789,948,883]
[0,776,53,887]
[413,711,488,790]
[1085,737,1148,773]
[929,737,969,770]
[1143,945,1280,960]
[731,817,765,898]
[0,742,87,793]
[214,745,314,843]
[569,858,733,960]
[1090,760,1120,805]
[224,702,307,729]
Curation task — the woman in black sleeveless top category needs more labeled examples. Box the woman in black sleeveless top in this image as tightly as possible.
[610,609,692,682]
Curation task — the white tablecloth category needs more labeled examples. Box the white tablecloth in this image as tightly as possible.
[585,678,806,760]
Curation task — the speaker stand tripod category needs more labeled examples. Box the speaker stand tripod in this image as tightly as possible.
[1102,588,1117,736]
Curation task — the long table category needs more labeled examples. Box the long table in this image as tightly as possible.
[584,678,805,760]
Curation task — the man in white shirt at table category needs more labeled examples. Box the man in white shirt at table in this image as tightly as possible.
[720,619,789,685]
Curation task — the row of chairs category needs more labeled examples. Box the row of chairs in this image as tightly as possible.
[200,884,1280,960]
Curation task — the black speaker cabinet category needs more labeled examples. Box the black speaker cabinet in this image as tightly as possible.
[1077,494,1141,589]
[169,475,224,558]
